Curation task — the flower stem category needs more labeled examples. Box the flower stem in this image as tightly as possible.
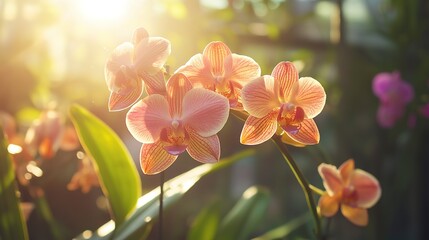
[309,184,325,196]
[272,135,322,239]
[159,171,164,240]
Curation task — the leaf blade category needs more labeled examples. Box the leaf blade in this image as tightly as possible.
[69,104,141,226]
[0,126,29,240]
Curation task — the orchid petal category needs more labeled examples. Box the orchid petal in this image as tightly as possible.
[60,125,80,151]
[318,163,343,195]
[351,169,381,208]
[132,27,149,46]
[285,118,320,145]
[39,138,55,159]
[140,141,177,175]
[126,95,171,143]
[341,205,368,226]
[318,194,340,217]
[271,61,299,101]
[134,37,171,75]
[377,104,403,128]
[291,77,326,118]
[175,54,214,88]
[241,75,280,118]
[142,71,166,95]
[182,88,229,137]
[240,113,278,145]
[203,41,231,77]
[105,42,134,91]
[186,127,220,163]
[339,159,355,185]
[108,83,143,112]
[224,53,261,87]
[280,133,306,147]
[166,73,193,118]
[372,72,394,99]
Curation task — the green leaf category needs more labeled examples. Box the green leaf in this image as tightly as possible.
[0,126,29,240]
[75,149,255,240]
[69,104,141,226]
[252,213,310,240]
[187,200,221,240]
[216,186,270,240]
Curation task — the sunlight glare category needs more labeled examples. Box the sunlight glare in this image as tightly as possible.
[8,144,23,154]
[76,0,130,22]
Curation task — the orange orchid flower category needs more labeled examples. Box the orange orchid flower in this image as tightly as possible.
[25,110,64,159]
[318,159,381,226]
[105,27,171,111]
[175,41,261,109]
[240,61,326,145]
[126,73,230,174]
[67,154,100,193]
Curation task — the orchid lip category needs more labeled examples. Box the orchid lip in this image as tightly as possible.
[163,144,187,155]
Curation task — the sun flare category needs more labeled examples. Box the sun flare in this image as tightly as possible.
[76,0,130,22]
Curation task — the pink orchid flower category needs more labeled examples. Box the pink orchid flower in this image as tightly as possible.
[105,27,171,111]
[126,73,230,174]
[25,110,64,159]
[240,61,326,146]
[318,159,381,226]
[175,41,261,109]
[372,71,414,128]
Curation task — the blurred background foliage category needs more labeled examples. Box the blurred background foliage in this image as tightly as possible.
[1,0,429,239]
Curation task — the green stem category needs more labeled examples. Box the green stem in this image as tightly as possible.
[159,171,164,240]
[309,184,325,196]
[272,135,322,239]
[31,188,63,240]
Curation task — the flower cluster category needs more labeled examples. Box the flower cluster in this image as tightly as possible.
[1,109,99,193]
[372,71,413,128]
[105,27,381,226]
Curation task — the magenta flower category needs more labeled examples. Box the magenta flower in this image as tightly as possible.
[105,28,171,111]
[126,73,230,174]
[372,72,414,128]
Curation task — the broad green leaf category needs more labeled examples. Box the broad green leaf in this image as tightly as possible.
[75,149,255,240]
[187,200,221,240]
[0,126,29,240]
[252,213,310,240]
[69,104,141,226]
[215,186,270,240]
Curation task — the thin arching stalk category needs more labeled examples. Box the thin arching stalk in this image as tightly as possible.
[272,135,322,239]
[159,171,165,240]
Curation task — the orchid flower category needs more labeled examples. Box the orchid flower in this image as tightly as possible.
[67,153,100,193]
[240,61,326,146]
[126,73,230,174]
[105,27,171,111]
[25,110,64,159]
[175,41,261,109]
[318,159,381,226]
[372,71,414,128]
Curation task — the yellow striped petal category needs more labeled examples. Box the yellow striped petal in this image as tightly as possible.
[240,112,278,145]
[140,141,177,175]
[186,127,220,163]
